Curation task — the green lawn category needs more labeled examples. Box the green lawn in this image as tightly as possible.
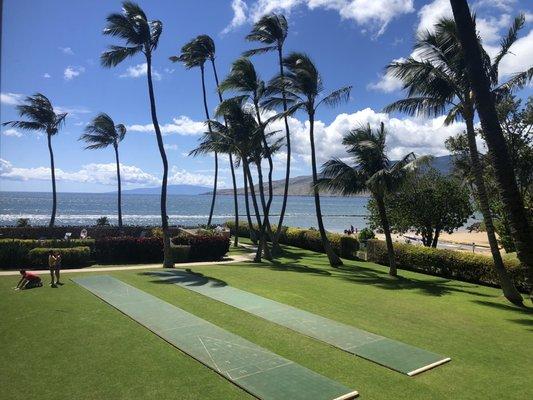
[1,242,531,399]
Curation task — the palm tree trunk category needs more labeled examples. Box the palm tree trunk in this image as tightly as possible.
[47,133,57,227]
[229,153,239,247]
[309,111,342,267]
[200,64,217,227]
[431,227,440,248]
[464,115,523,304]
[146,55,173,268]
[375,193,396,276]
[114,143,123,229]
[273,45,291,252]
[254,160,272,261]
[243,169,258,244]
[450,0,532,300]
[211,58,239,246]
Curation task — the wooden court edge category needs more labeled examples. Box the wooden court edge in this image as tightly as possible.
[333,390,359,399]
[407,357,452,376]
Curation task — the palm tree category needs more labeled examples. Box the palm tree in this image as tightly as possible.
[269,53,351,267]
[449,0,533,300]
[101,1,173,267]
[384,17,524,304]
[80,113,127,228]
[170,35,218,227]
[219,57,276,260]
[2,93,67,227]
[244,14,291,251]
[319,122,427,276]
[204,37,240,247]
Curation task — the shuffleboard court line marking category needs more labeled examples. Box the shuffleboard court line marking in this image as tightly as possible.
[232,361,294,381]
[72,275,359,400]
[166,271,451,376]
[198,336,222,374]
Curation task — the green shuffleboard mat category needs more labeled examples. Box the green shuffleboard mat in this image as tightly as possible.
[73,275,358,400]
[153,270,450,376]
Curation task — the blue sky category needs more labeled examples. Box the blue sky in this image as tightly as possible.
[1,0,532,192]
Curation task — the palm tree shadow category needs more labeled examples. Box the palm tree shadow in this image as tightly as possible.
[140,269,227,287]
[471,300,533,314]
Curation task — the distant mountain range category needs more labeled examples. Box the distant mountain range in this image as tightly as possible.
[120,184,211,195]
[210,155,452,197]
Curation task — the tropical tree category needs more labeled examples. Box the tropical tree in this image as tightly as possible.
[449,0,533,299]
[2,93,67,227]
[170,35,219,227]
[244,14,291,251]
[367,168,472,248]
[269,53,351,267]
[80,113,127,228]
[219,57,276,259]
[384,16,524,304]
[101,1,173,267]
[319,122,427,275]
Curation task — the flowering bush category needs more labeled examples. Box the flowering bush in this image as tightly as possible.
[171,234,230,261]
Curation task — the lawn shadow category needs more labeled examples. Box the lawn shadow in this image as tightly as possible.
[471,300,533,314]
[140,269,227,287]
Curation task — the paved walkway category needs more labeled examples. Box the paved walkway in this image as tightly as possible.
[0,253,253,277]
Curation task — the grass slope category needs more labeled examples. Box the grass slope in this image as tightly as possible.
[1,242,531,399]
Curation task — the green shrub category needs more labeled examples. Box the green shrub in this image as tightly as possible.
[28,247,91,269]
[94,237,163,264]
[171,234,229,262]
[226,221,359,259]
[366,239,527,292]
[171,245,191,263]
[358,227,375,242]
[0,239,95,269]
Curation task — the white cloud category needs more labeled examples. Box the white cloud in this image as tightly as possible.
[164,144,179,151]
[59,46,74,55]
[43,73,51,79]
[119,63,162,81]
[222,0,249,34]
[0,160,161,187]
[54,105,91,117]
[417,0,451,34]
[168,166,219,187]
[127,116,205,136]
[497,29,533,77]
[1,92,24,105]
[224,0,414,36]
[2,128,22,137]
[367,57,405,92]
[64,66,85,80]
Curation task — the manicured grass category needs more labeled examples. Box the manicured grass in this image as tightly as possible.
[1,242,531,399]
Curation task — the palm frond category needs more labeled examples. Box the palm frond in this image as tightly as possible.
[384,96,448,117]
[242,46,278,57]
[317,158,367,195]
[317,86,352,108]
[490,14,525,84]
[101,45,142,68]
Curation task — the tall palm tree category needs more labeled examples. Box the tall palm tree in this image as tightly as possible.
[244,14,291,251]
[269,53,351,267]
[80,113,127,228]
[449,0,533,300]
[101,1,173,267]
[170,35,218,227]
[384,17,524,304]
[319,122,428,276]
[205,38,240,247]
[219,57,276,259]
[2,93,67,227]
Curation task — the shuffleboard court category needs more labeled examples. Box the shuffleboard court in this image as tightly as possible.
[151,270,450,376]
[72,275,358,400]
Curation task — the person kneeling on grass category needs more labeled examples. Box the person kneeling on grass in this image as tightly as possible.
[14,269,43,290]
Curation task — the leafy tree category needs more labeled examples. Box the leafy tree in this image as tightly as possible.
[319,122,427,276]
[2,93,67,227]
[170,35,219,227]
[80,113,127,228]
[368,169,472,248]
[269,53,351,267]
[101,1,173,267]
[16,218,30,228]
[96,216,111,226]
[385,16,524,304]
[244,14,291,251]
[449,0,532,301]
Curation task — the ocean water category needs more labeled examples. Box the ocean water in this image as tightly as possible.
[0,191,371,232]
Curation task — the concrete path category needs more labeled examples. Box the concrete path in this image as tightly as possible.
[0,253,253,277]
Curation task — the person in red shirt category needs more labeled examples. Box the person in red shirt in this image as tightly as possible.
[14,270,43,290]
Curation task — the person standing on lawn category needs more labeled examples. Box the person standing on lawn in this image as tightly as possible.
[48,250,57,287]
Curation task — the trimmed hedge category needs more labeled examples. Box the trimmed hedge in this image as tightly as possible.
[366,239,527,292]
[28,247,91,269]
[94,237,163,264]
[0,239,95,269]
[171,234,230,262]
[226,221,359,259]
